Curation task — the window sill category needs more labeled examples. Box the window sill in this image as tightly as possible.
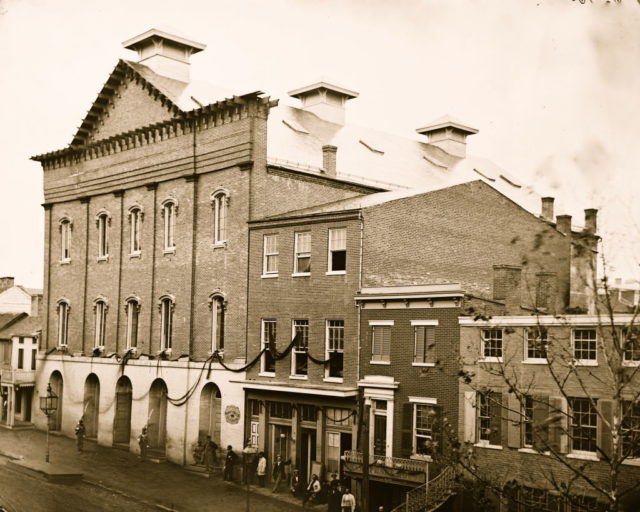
[163,248,176,255]
[517,448,540,454]
[212,242,226,249]
[59,259,71,265]
[370,360,391,365]
[410,454,433,462]
[289,375,308,380]
[97,255,109,262]
[573,359,598,367]
[323,377,343,384]
[522,359,548,365]
[567,452,599,461]
[325,270,346,276]
[412,362,436,367]
[478,357,503,363]
[129,252,141,259]
[622,458,640,466]
[623,361,640,367]
[291,272,311,278]
[258,372,276,378]
[261,274,278,279]
[474,443,503,450]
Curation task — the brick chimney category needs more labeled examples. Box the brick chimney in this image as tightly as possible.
[322,145,338,176]
[416,115,478,158]
[556,215,572,236]
[288,82,358,125]
[0,277,14,294]
[541,197,554,222]
[493,265,522,313]
[584,209,598,235]
[123,29,206,83]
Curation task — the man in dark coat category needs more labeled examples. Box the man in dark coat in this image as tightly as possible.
[74,419,86,452]
[223,445,237,481]
[204,435,218,473]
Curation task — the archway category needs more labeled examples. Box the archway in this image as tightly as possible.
[83,374,100,439]
[199,383,221,445]
[49,371,63,431]
[148,379,167,454]
[113,376,132,446]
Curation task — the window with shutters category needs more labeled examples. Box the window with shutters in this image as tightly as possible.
[414,404,440,458]
[326,320,344,380]
[481,329,503,361]
[261,319,276,375]
[370,322,392,363]
[291,319,308,377]
[413,324,436,365]
[293,232,311,275]
[622,326,640,365]
[327,228,346,273]
[573,329,597,365]
[262,234,279,276]
[525,327,548,361]
[570,397,597,454]
[622,401,640,459]
[477,391,502,446]
[17,348,24,369]
[31,348,37,370]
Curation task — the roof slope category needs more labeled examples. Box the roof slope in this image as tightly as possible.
[0,313,27,332]
[0,315,41,340]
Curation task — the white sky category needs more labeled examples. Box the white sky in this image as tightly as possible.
[1,0,639,288]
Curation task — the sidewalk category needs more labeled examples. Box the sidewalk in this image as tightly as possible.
[0,429,312,512]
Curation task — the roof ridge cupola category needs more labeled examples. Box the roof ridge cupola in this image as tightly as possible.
[122,28,206,83]
[288,81,359,125]
[416,115,478,158]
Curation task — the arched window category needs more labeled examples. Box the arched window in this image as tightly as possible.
[161,199,177,252]
[59,218,72,262]
[211,191,228,245]
[209,295,225,352]
[94,298,108,348]
[96,211,110,258]
[56,299,70,347]
[128,206,143,255]
[159,296,174,351]
[125,297,140,349]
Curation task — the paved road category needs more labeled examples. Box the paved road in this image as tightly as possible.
[0,429,306,512]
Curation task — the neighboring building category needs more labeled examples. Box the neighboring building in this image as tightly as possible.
[0,276,43,316]
[458,313,640,511]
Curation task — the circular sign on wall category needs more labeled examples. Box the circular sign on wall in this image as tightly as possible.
[225,405,240,424]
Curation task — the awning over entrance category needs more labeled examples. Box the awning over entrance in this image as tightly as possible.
[234,379,358,398]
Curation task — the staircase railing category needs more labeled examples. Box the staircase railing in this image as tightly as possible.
[390,465,456,512]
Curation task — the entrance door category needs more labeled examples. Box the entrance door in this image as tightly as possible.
[300,428,317,480]
[198,383,221,445]
[113,377,132,445]
[24,389,32,422]
[373,414,387,457]
[50,372,63,431]
[83,374,100,439]
[148,379,168,454]
[271,424,291,464]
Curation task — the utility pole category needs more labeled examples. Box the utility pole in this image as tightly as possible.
[362,399,370,512]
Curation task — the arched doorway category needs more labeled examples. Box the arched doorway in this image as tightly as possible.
[113,376,132,446]
[49,371,63,431]
[83,374,100,439]
[199,383,221,445]
[148,379,167,455]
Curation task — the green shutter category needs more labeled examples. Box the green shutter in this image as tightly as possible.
[489,393,502,446]
[549,396,568,454]
[507,393,522,449]
[401,402,414,457]
[598,399,614,460]
[383,326,391,359]
[414,327,425,363]
[425,327,436,363]
[532,396,550,452]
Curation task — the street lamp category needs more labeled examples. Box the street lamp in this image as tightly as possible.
[39,383,58,463]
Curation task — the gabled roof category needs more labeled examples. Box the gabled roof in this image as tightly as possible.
[0,313,27,332]
[0,315,41,340]
[16,286,42,297]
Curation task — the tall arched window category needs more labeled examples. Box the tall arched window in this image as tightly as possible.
[211,191,228,245]
[96,211,110,259]
[159,296,174,351]
[129,206,142,255]
[125,298,140,349]
[57,300,70,347]
[210,295,225,352]
[94,298,108,348]
[161,200,177,252]
[60,218,72,262]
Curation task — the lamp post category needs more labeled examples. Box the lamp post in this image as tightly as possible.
[39,383,58,463]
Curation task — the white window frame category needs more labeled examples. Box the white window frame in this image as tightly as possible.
[290,319,309,378]
[60,218,72,262]
[57,300,69,347]
[162,200,177,253]
[293,231,311,276]
[210,295,225,353]
[212,191,228,246]
[623,326,640,366]
[129,207,142,256]
[324,319,345,382]
[480,328,503,363]
[260,319,277,376]
[327,227,347,275]
[411,320,438,366]
[370,320,393,364]
[159,297,174,351]
[524,327,549,364]
[569,397,599,458]
[125,298,140,350]
[475,391,503,449]
[572,328,598,366]
[94,299,107,349]
[412,400,438,460]
[262,234,279,277]
[96,212,110,260]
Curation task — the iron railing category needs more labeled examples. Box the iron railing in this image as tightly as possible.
[343,450,427,473]
[391,465,456,512]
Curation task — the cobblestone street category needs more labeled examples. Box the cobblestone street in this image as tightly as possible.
[0,429,306,512]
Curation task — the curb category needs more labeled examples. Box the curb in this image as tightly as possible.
[83,478,178,511]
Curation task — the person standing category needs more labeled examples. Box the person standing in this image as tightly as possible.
[256,452,267,487]
[271,454,290,493]
[204,435,218,473]
[341,488,356,512]
[327,483,343,512]
[243,440,258,484]
[290,468,303,499]
[138,426,149,461]
[74,419,85,452]
[223,445,237,481]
